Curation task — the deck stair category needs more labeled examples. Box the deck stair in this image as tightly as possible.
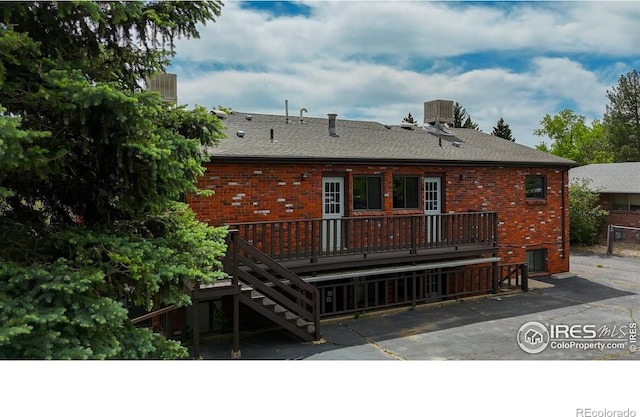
[225,232,321,343]
[239,285,316,342]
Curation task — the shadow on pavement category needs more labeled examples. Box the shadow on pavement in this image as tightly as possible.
[194,275,635,360]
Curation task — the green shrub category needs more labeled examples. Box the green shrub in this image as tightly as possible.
[569,179,609,246]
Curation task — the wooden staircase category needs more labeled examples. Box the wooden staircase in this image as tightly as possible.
[227,231,321,343]
[239,286,316,342]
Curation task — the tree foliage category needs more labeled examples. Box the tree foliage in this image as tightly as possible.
[402,112,417,126]
[569,179,609,246]
[453,102,480,130]
[491,117,515,142]
[604,69,640,162]
[0,1,226,359]
[534,109,614,166]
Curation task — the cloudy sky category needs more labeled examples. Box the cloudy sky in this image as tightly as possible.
[170,1,640,148]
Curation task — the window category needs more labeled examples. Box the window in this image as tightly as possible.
[525,175,546,199]
[611,193,640,211]
[353,176,382,210]
[393,176,419,209]
[526,249,547,273]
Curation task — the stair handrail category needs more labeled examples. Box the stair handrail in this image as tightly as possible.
[227,230,321,340]
[498,262,529,291]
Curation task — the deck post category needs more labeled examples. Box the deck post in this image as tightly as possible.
[231,293,241,358]
[521,264,529,292]
[410,216,417,254]
[192,280,201,359]
[229,230,241,358]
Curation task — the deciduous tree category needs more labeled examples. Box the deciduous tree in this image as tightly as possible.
[534,109,614,166]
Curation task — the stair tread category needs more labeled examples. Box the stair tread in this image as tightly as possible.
[284,312,298,321]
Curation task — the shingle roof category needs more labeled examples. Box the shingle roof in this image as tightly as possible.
[569,162,640,193]
[205,112,577,167]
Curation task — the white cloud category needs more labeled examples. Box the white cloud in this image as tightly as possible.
[169,1,640,148]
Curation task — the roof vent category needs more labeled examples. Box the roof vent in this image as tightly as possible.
[452,141,461,147]
[212,110,227,119]
[236,130,245,137]
[424,99,454,125]
[246,114,253,121]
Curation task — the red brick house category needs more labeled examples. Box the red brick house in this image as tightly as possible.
[569,162,640,242]
[184,101,576,356]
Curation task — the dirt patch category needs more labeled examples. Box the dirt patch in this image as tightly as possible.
[571,242,640,258]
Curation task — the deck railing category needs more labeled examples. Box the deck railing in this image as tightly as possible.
[498,262,529,292]
[315,261,528,317]
[227,212,498,262]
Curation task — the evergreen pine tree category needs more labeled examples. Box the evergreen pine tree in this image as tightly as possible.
[0,1,227,359]
[492,117,515,142]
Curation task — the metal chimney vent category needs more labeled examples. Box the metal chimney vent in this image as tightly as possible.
[424,99,454,125]
[147,73,177,104]
[328,113,337,136]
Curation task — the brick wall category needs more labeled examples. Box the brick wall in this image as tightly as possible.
[188,162,570,275]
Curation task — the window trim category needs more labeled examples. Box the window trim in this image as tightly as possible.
[392,175,420,210]
[525,175,546,200]
[352,175,383,211]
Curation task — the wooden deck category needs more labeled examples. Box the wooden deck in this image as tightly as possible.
[185,214,527,357]
[225,212,499,268]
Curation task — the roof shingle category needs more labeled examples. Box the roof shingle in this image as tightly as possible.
[205,112,577,167]
[569,162,640,193]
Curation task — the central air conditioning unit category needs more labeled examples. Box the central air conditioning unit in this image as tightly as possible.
[146,73,177,104]
[424,99,455,125]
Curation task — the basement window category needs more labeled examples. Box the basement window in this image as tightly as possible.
[526,249,547,273]
[353,176,382,210]
[393,175,420,209]
[525,175,546,200]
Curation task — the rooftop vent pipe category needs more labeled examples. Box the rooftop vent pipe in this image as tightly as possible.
[300,108,308,123]
[285,100,289,124]
[328,113,337,136]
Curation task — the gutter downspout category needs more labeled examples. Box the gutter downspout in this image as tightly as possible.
[561,168,568,259]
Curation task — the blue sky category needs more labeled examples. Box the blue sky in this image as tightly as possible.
[170,1,640,148]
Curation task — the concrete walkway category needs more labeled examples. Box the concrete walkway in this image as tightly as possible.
[195,251,640,360]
